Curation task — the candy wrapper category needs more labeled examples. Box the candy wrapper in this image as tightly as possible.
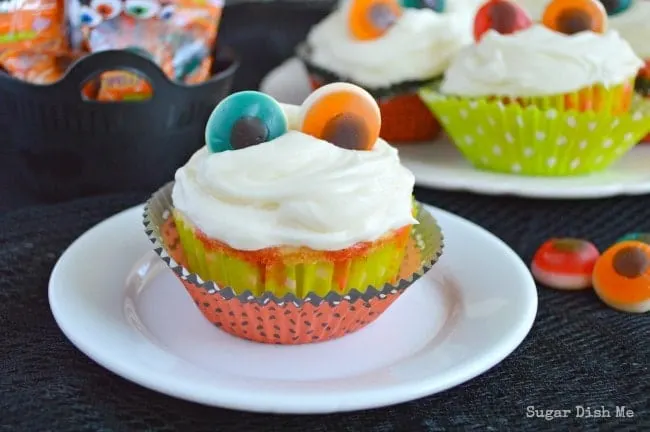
[0,49,77,84]
[143,182,444,345]
[0,0,67,52]
[68,0,223,101]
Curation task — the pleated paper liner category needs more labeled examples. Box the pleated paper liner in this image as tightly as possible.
[295,42,442,143]
[635,65,650,143]
[419,82,650,176]
[173,209,411,298]
[143,182,444,345]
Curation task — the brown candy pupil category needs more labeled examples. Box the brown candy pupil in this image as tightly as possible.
[489,2,519,34]
[368,3,397,30]
[612,246,649,279]
[553,239,583,252]
[230,116,268,150]
[322,112,368,150]
[556,9,593,35]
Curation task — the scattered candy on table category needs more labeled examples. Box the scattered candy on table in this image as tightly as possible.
[531,238,600,291]
[617,232,650,245]
[532,236,650,313]
[592,241,650,313]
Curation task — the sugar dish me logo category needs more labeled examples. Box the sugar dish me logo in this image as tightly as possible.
[526,405,635,421]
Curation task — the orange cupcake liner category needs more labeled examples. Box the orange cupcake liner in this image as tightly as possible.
[143,182,444,345]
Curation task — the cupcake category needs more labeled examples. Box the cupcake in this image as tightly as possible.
[297,0,479,143]
[144,82,444,345]
[515,0,650,143]
[419,0,650,176]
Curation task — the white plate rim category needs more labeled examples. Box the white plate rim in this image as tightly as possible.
[48,203,538,414]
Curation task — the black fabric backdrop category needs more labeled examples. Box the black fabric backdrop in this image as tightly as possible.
[1,2,649,431]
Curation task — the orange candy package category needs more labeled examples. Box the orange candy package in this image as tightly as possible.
[0,48,77,84]
[74,0,224,100]
[0,0,223,100]
[0,0,67,52]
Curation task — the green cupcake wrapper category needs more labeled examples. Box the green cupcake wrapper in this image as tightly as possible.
[419,86,650,176]
[173,209,437,299]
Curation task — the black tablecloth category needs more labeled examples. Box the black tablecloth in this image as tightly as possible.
[1,186,649,431]
[1,1,649,430]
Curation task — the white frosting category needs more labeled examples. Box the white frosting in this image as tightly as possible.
[306,7,475,88]
[440,25,643,97]
[609,2,650,59]
[515,0,650,59]
[172,130,417,251]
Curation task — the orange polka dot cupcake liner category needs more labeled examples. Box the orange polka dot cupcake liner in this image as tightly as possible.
[143,182,444,345]
[297,43,442,143]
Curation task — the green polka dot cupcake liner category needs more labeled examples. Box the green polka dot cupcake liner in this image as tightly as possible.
[419,87,650,176]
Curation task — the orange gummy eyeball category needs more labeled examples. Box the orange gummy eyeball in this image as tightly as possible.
[531,238,599,290]
[298,82,381,151]
[542,0,607,35]
[348,0,403,41]
[473,0,533,42]
[592,241,650,313]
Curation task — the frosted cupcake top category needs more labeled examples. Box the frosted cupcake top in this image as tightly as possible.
[306,0,479,88]
[172,84,417,251]
[515,0,650,60]
[441,25,642,97]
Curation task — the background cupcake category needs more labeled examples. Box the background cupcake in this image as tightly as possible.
[145,83,443,345]
[297,0,479,143]
[515,0,650,142]
[419,0,650,176]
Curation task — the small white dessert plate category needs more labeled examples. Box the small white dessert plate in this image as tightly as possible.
[49,204,537,414]
[261,58,650,199]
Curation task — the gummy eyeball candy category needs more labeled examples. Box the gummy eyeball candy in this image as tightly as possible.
[400,0,445,13]
[348,0,403,41]
[542,0,607,35]
[531,238,600,290]
[124,0,161,19]
[205,91,289,153]
[298,83,381,150]
[593,241,650,313]
[617,233,650,245]
[158,4,176,20]
[473,0,533,42]
[598,0,631,16]
[79,0,123,27]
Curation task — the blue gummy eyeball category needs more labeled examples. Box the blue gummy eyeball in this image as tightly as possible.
[600,0,631,16]
[205,91,288,153]
[400,0,445,12]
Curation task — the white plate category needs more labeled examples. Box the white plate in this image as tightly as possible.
[261,58,650,199]
[49,204,537,414]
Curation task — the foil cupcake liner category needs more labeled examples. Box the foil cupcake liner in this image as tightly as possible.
[143,182,444,344]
